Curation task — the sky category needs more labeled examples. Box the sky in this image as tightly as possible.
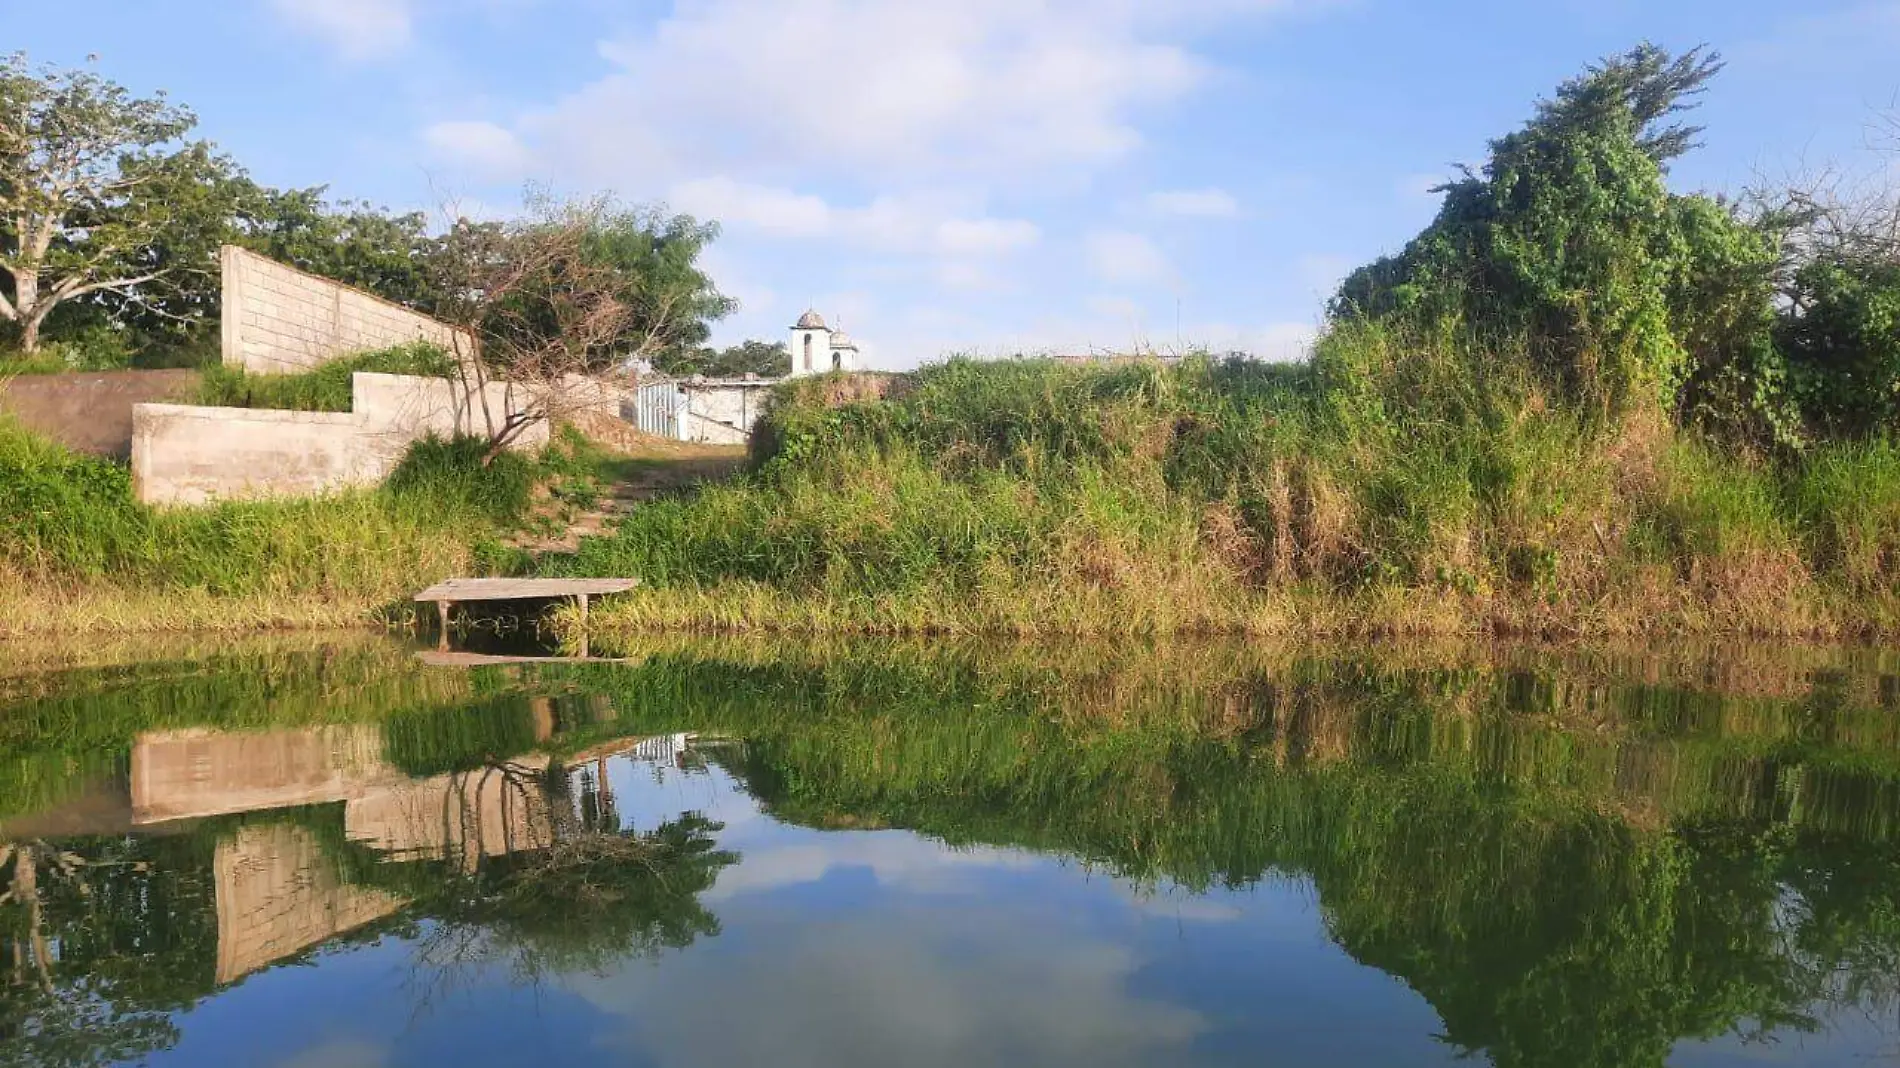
[10,0,1900,368]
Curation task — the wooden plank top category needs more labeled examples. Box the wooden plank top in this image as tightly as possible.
[412,577,639,602]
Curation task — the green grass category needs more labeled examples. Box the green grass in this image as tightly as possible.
[0,410,608,633]
[193,342,455,412]
[550,323,1900,638]
[0,350,86,376]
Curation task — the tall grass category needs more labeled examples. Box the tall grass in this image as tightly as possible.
[193,342,454,412]
[555,323,1900,637]
[0,415,559,634]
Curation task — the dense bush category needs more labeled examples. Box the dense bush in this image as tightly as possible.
[1780,256,1900,437]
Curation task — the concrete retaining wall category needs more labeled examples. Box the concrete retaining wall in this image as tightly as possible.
[132,372,548,505]
[0,369,198,457]
[220,245,468,373]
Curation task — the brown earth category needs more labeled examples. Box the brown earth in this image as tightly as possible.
[0,369,200,457]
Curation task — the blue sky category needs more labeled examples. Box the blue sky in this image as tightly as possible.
[13,0,1900,367]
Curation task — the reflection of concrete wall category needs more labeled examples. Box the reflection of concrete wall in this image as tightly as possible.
[131,726,393,824]
[221,245,468,374]
[131,372,550,505]
[213,821,402,984]
[345,757,554,871]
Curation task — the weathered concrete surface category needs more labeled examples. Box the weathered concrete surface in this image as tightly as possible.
[221,245,469,373]
[681,379,777,445]
[0,369,198,457]
[131,371,550,505]
[213,821,403,984]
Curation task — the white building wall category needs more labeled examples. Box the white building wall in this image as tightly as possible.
[789,327,830,378]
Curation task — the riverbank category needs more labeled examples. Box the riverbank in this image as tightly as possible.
[550,347,1900,641]
[8,348,1899,641]
[0,411,602,638]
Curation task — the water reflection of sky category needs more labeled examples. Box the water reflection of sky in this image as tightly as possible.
[133,746,1896,1068]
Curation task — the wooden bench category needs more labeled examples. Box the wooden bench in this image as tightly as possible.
[413,577,639,652]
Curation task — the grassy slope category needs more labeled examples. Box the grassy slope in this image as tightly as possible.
[555,329,1900,638]
[0,417,613,636]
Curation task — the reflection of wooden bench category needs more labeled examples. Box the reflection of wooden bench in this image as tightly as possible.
[413,577,639,652]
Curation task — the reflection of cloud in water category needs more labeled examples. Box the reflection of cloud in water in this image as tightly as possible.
[706,831,1038,900]
[1117,887,1243,924]
[573,899,1205,1068]
[273,1038,389,1068]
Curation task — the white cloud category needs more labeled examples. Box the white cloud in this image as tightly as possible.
[1147,188,1240,217]
[1086,231,1172,286]
[670,179,1040,261]
[270,0,413,61]
[425,0,1316,188]
[936,217,1042,256]
[1207,321,1317,361]
[421,120,530,180]
[672,177,834,238]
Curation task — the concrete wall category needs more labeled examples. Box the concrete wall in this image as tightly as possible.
[221,245,468,373]
[683,380,775,445]
[0,369,198,457]
[132,372,549,505]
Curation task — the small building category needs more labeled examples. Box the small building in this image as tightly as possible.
[788,309,862,377]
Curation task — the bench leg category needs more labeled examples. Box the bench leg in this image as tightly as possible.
[577,593,590,658]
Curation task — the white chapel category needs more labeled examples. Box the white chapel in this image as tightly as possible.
[788,309,862,377]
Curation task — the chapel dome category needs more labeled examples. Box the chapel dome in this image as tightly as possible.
[794,310,829,330]
[829,331,859,351]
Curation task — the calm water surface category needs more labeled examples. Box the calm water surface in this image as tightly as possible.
[2,636,1898,1067]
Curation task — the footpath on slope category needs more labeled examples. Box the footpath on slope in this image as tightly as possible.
[514,421,747,555]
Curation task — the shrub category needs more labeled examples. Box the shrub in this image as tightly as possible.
[1780,256,1900,439]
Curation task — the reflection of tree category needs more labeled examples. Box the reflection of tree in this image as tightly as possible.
[0,836,218,1068]
[700,682,1900,1068]
[377,758,736,995]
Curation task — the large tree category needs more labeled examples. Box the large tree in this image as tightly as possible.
[659,338,792,378]
[0,54,240,353]
[235,186,441,310]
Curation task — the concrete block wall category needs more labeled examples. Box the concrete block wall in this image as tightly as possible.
[220,245,469,373]
[682,380,776,445]
[132,372,549,505]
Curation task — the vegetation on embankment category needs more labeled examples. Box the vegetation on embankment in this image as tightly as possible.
[555,47,1900,639]
[192,342,454,412]
[548,345,1899,638]
[0,417,612,636]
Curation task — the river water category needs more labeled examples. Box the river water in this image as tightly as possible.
[1,634,1897,1067]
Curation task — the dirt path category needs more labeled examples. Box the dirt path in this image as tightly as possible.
[516,438,747,555]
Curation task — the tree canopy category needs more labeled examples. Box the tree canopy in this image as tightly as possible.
[0,55,738,370]
[1330,42,1900,449]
